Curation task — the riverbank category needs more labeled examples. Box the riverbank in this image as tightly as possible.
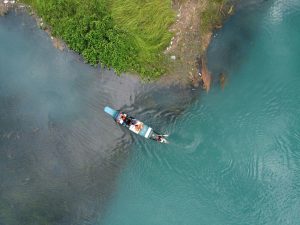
[0,1,13,16]
[1,0,233,90]
[0,13,200,224]
[162,0,233,89]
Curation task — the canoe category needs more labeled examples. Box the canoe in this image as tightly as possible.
[104,106,168,143]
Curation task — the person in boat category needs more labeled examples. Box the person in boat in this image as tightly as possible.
[156,134,169,143]
[125,116,134,126]
[118,113,126,124]
[156,135,164,142]
[119,113,135,127]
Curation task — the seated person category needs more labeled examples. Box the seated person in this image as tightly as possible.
[124,116,133,126]
[118,113,138,128]
[118,113,127,124]
[134,121,143,132]
[156,135,163,142]
[120,114,135,127]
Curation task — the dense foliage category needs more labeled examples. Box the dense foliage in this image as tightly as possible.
[22,0,175,79]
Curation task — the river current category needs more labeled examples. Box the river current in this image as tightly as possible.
[1,0,300,224]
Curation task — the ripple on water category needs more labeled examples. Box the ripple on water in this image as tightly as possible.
[267,0,300,24]
[0,11,155,225]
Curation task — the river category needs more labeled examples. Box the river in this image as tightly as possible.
[101,1,300,225]
[1,0,300,224]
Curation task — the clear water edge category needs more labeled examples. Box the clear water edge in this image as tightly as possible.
[0,10,198,225]
[100,1,300,225]
[1,1,300,225]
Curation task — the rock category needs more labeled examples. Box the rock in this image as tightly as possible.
[171,55,176,60]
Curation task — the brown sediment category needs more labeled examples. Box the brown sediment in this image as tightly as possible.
[161,0,233,90]
[200,57,211,91]
[44,28,66,51]
[161,0,210,88]
[219,72,227,90]
[51,36,66,51]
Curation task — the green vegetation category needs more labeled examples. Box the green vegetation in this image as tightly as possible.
[22,0,175,79]
[200,0,229,33]
[110,0,175,78]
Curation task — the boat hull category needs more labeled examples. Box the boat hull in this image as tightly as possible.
[104,106,167,143]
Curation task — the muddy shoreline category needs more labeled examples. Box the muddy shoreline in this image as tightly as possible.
[161,0,234,90]
[0,3,235,224]
[1,0,234,91]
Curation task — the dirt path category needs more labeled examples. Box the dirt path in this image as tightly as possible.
[160,0,213,90]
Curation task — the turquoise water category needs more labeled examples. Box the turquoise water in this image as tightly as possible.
[101,1,300,225]
[1,0,300,224]
[0,10,193,225]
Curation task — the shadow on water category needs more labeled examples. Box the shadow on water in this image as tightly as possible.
[0,11,198,225]
[207,0,274,85]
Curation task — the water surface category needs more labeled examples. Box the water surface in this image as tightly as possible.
[101,0,300,224]
[1,0,300,224]
[0,11,193,225]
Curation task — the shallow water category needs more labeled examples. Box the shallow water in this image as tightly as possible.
[0,11,193,225]
[101,0,300,224]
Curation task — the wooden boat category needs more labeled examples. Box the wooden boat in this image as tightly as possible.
[104,106,168,143]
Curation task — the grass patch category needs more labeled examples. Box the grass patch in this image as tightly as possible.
[110,0,175,79]
[21,0,175,80]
